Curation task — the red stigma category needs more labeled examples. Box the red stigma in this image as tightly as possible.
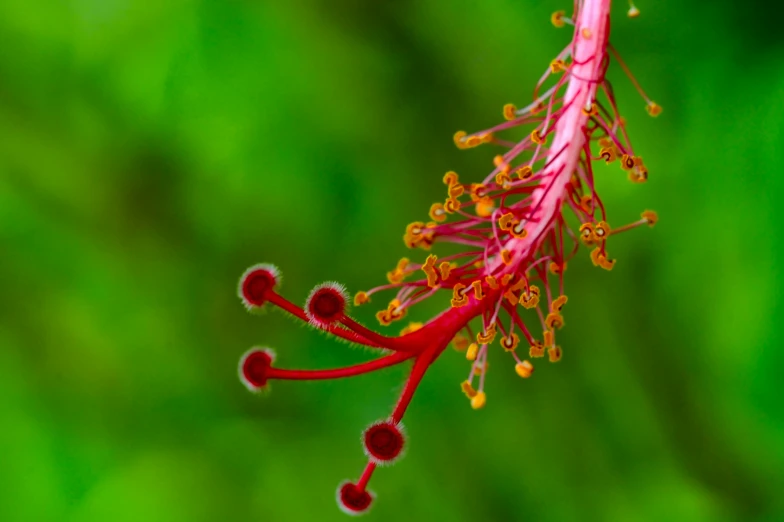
[238,264,280,309]
[363,421,405,465]
[337,481,374,516]
[238,348,275,392]
[305,282,348,327]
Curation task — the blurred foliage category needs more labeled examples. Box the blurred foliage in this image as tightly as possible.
[1,0,783,521]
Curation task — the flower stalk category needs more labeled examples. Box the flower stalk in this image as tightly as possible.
[236,0,660,514]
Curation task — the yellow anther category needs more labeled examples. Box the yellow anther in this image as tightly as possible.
[646,101,662,117]
[501,250,513,266]
[594,221,610,240]
[354,291,370,306]
[570,173,582,191]
[438,261,452,281]
[493,155,511,174]
[520,285,540,309]
[549,261,567,275]
[453,333,470,351]
[471,280,485,300]
[503,103,518,121]
[453,130,468,149]
[475,197,495,218]
[551,10,566,27]
[620,154,636,171]
[515,360,534,378]
[376,299,405,326]
[599,256,616,271]
[470,391,486,409]
[389,299,406,320]
[429,202,447,223]
[581,103,598,116]
[443,170,459,186]
[509,275,527,292]
[581,27,593,39]
[500,273,514,286]
[465,135,482,148]
[548,345,562,362]
[444,197,461,214]
[579,222,596,244]
[499,213,516,231]
[590,247,616,270]
[400,322,423,336]
[626,156,648,183]
[501,333,520,352]
[629,165,648,184]
[550,59,567,74]
[530,129,545,145]
[376,310,392,326]
[451,283,468,308]
[485,275,499,289]
[495,171,512,187]
[510,222,527,239]
[579,195,594,214]
[634,155,646,168]
[642,210,658,226]
[529,341,545,358]
[516,165,534,180]
[599,146,617,163]
[543,330,554,348]
[480,132,494,144]
[386,257,411,284]
[466,343,479,361]
[474,260,484,269]
[590,247,602,266]
[502,276,525,304]
[627,1,640,17]
[469,184,487,202]
[404,221,434,249]
[447,183,464,198]
[477,324,497,345]
[552,295,568,312]
[461,380,478,398]
[422,254,439,288]
[545,312,565,330]
[405,221,423,240]
[473,361,489,376]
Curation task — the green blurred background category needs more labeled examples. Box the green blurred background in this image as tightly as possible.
[2,0,783,521]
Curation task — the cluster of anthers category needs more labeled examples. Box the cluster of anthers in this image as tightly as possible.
[236,0,659,515]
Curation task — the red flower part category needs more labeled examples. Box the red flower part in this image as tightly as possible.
[336,481,374,516]
[362,421,405,465]
[238,347,275,393]
[305,282,349,328]
[236,0,663,513]
[238,263,280,309]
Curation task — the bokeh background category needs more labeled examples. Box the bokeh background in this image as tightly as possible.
[2,0,783,521]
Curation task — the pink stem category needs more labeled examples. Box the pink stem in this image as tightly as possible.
[487,0,611,275]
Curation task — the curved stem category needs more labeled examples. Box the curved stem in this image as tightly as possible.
[356,461,376,491]
[267,351,413,381]
[268,292,381,348]
[339,315,420,353]
[391,346,443,423]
